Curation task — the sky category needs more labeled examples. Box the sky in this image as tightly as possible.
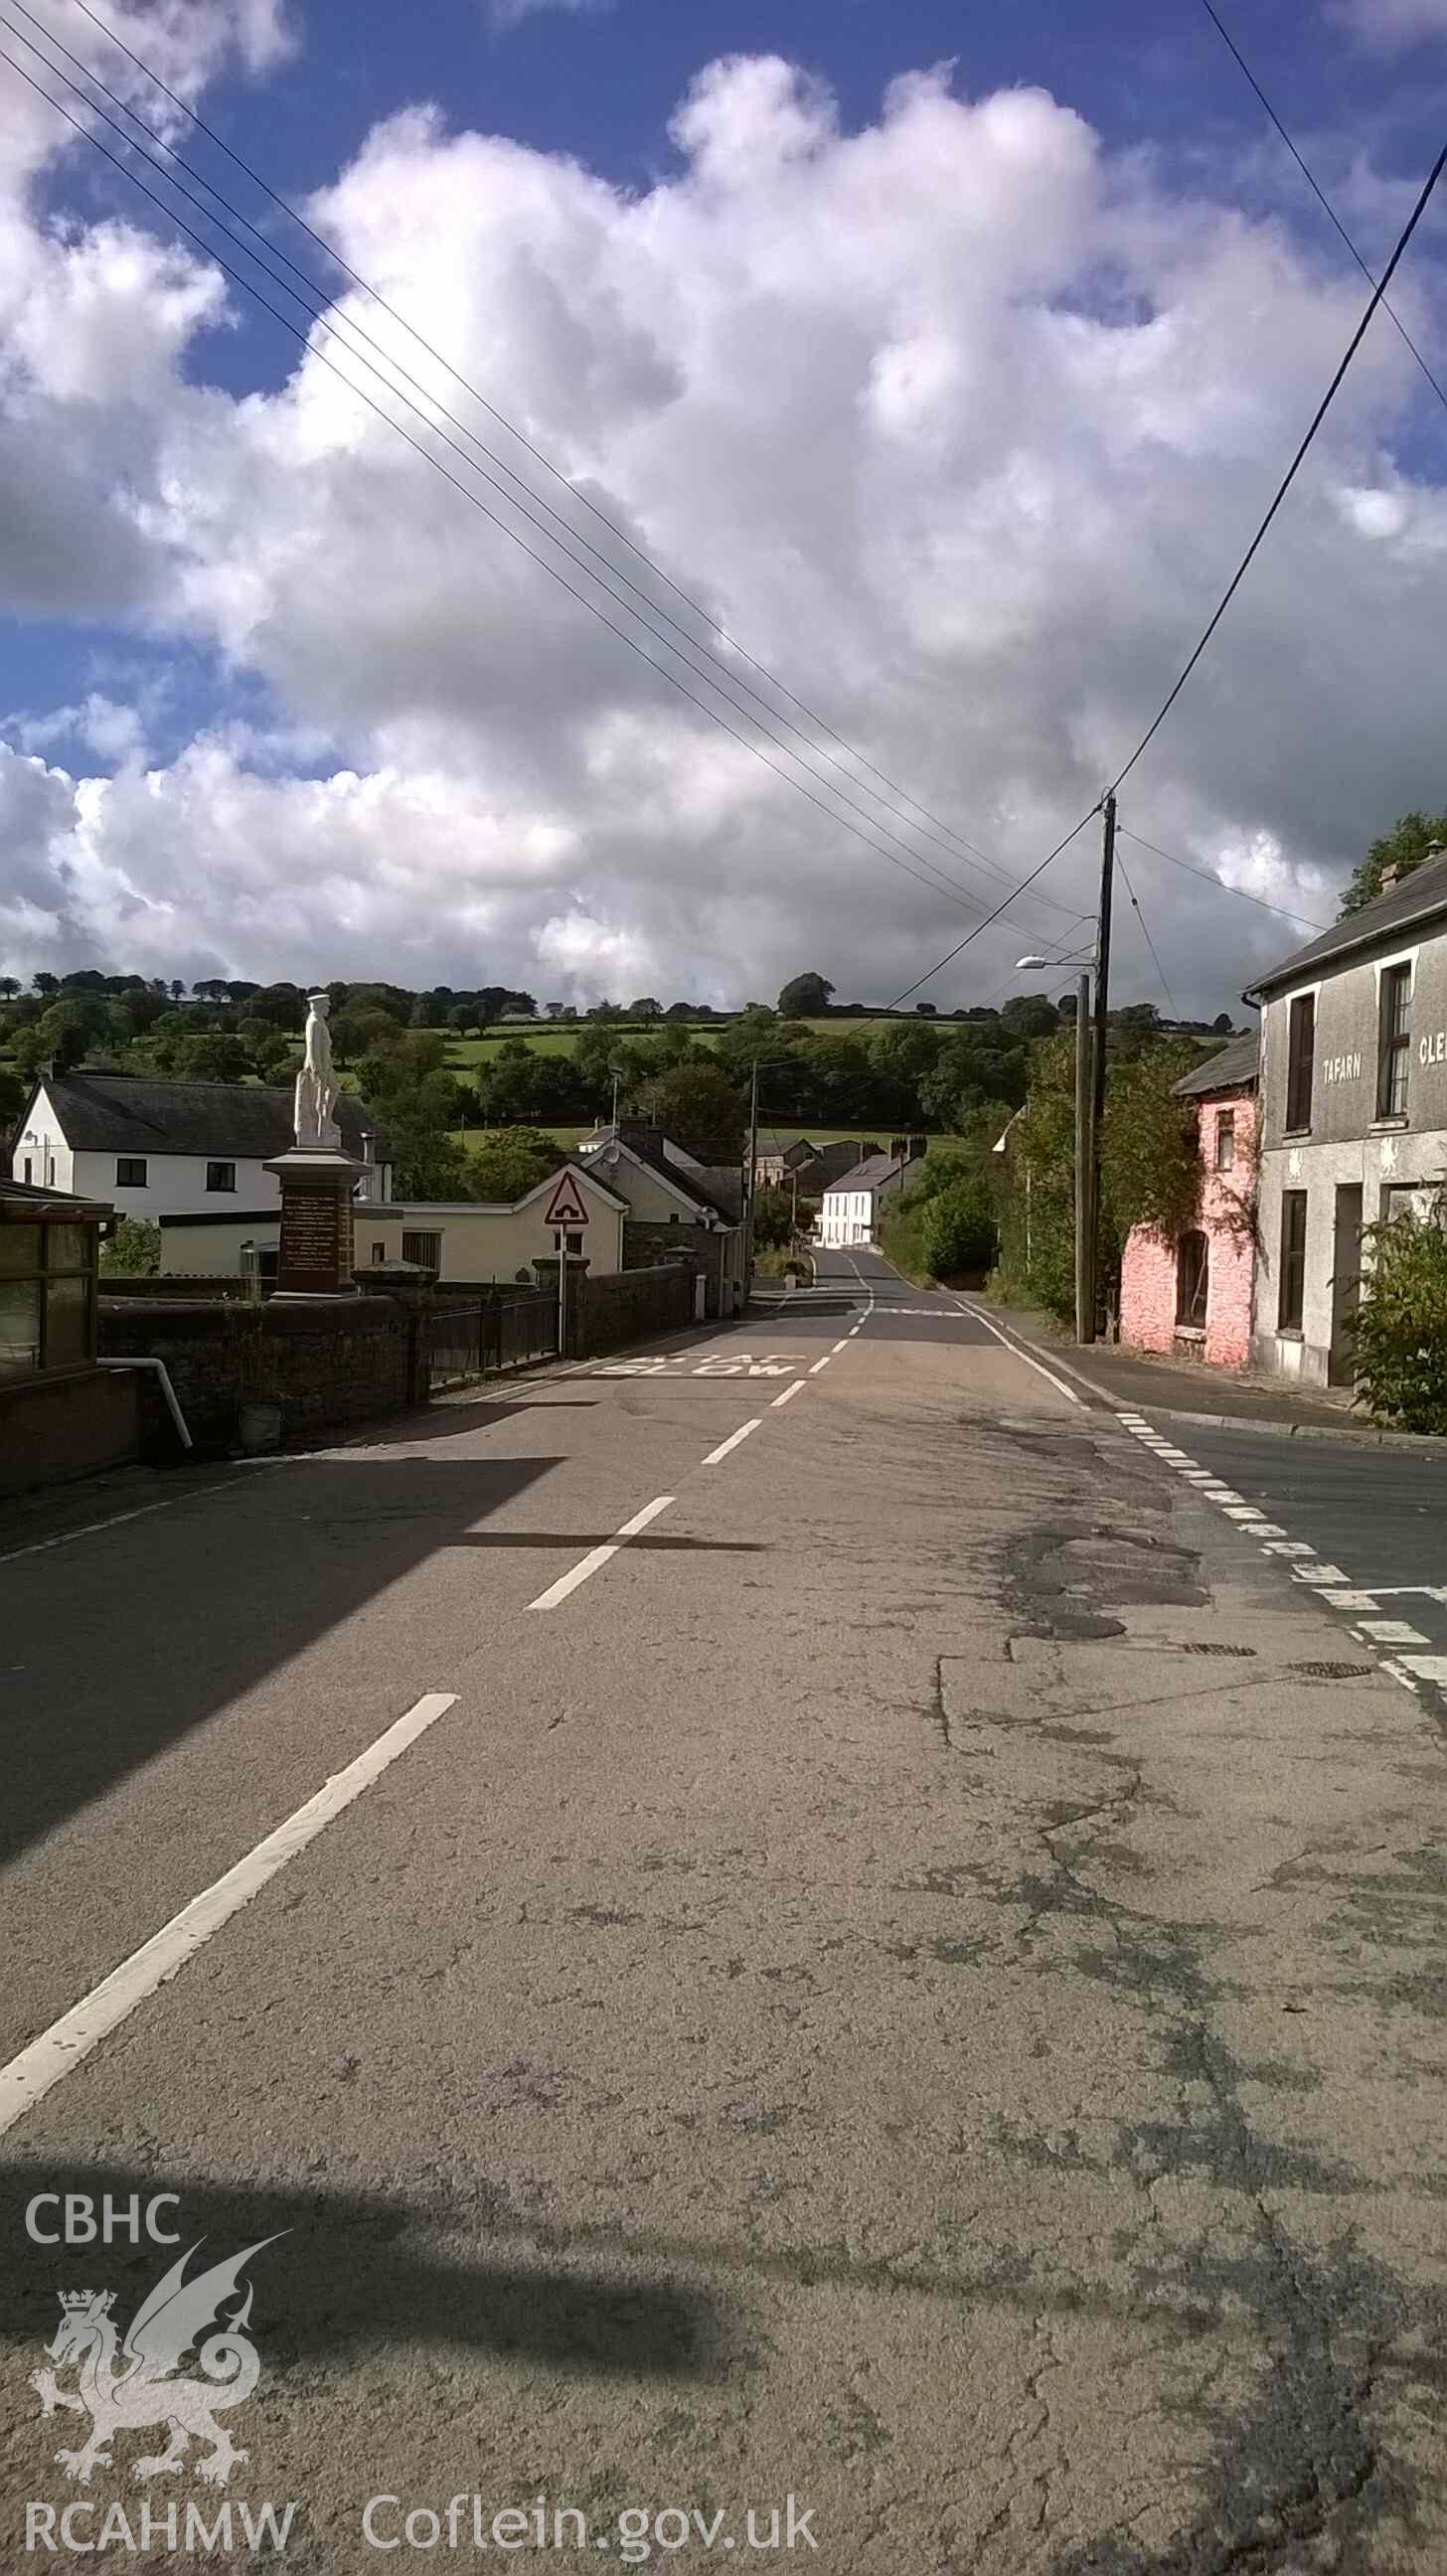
[2,0,1447,1017]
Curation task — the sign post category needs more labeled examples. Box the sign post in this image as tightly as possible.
[543,1171,590,1359]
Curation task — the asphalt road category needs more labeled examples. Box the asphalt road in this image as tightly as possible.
[2,1245,1445,2573]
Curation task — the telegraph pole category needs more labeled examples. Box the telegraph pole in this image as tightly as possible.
[744,1059,760,1292]
[1083,790,1117,1345]
[1072,969,1091,1346]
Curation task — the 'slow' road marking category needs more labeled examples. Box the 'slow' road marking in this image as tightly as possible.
[529,1495,675,1609]
[0,1690,459,2139]
[703,1419,761,1465]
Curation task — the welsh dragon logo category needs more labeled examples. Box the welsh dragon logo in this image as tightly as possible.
[30,2238,280,2489]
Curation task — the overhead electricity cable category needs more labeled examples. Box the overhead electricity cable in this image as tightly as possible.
[884,809,1103,1009]
[1,42,1091,950]
[882,129,1447,1011]
[1200,0,1447,413]
[1114,851,1180,1020]
[1106,135,1447,796]
[1115,825,1329,932]
[44,0,1090,930]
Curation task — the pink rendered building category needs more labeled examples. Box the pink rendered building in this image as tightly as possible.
[1118,1032,1258,1372]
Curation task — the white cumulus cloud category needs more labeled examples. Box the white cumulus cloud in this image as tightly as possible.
[2,39,1446,1013]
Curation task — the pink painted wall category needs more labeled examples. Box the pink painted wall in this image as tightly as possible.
[1119,1088,1256,1370]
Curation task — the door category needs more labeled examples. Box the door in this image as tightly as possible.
[1328,1184,1363,1385]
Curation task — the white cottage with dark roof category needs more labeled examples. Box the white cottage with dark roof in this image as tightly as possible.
[12,1071,392,1225]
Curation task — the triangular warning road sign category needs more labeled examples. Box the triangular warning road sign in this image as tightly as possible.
[543,1170,591,1228]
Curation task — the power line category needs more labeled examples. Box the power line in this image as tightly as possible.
[852,134,1446,1008]
[1108,135,1447,796]
[40,0,1090,932]
[1114,850,1180,1020]
[884,808,1103,1008]
[1200,0,1447,413]
[0,38,1093,955]
[1115,825,1329,930]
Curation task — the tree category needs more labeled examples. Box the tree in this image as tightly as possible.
[633,1060,747,1164]
[0,976,19,1001]
[33,972,59,997]
[174,1033,250,1082]
[462,1128,565,1201]
[923,1183,997,1281]
[751,1188,796,1249]
[1000,993,1060,1040]
[1341,809,1447,915]
[777,972,835,1018]
[627,997,662,1023]
[99,1216,161,1276]
[1351,1195,1447,1431]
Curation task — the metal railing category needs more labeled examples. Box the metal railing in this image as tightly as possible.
[424,1292,557,1389]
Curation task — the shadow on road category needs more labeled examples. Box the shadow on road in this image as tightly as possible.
[0,2160,724,2384]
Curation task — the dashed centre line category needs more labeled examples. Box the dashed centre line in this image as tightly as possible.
[703,1419,762,1466]
[530,1496,675,1610]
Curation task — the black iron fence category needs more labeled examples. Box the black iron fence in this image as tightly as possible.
[424,1291,557,1389]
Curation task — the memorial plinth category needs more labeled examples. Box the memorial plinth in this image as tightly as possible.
[264,1147,362,1301]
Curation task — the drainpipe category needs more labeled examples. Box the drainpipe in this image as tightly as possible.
[97,1356,194,1451]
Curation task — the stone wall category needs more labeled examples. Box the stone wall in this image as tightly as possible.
[0,1365,146,1498]
[99,1293,420,1452]
[622,1219,724,1315]
[568,1262,692,1360]
[100,1274,253,1301]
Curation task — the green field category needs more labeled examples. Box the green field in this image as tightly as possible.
[444,1014,954,1067]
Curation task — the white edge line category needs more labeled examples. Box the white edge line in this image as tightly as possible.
[772,1381,805,1408]
[965,1305,1083,1407]
[702,1420,761,1465]
[0,1690,458,2139]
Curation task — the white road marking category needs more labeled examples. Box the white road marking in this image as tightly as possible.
[1315,1588,1385,1611]
[1398,1653,1447,1685]
[1265,1540,1317,1556]
[1223,1505,1266,1521]
[530,1495,675,1610]
[832,1338,851,1353]
[0,1690,459,2138]
[808,1356,832,1374]
[0,1475,248,1569]
[1295,1564,1351,1587]
[772,1381,805,1408]
[960,1304,1083,1407]
[703,1419,762,1465]
[1359,1619,1431,1646]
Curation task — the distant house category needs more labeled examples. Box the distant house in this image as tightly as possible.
[355,1163,629,1286]
[579,1123,747,1317]
[1119,1033,1259,1371]
[12,1074,392,1237]
[818,1149,917,1249]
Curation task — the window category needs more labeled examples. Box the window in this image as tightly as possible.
[1279,1191,1308,1331]
[565,1231,583,1255]
[1375,962,1411,1119]
[206,1160,237,1194]
[1176,1230,1208,1328]
[0,1217,96,1380]
[1214,1110,1235,1172]
[115,1157,148,1188]
[1285,994,1315,1133]
[21,1157,31,1183]
[402,1229,441,1269]
[371,1242,386,1264]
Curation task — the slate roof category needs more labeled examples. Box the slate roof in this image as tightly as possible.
[824,1152,905,1197]
[1171,1032,1259,1099]
[25,1072,386,1163]
[1244,848,1447,998]
[579,1127,745,1226]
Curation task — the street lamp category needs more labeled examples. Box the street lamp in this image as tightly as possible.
[1016,955,1094,1345]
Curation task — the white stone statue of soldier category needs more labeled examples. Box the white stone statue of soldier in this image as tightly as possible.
[294,990,342,1150]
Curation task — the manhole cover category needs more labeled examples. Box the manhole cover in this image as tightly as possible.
[1289,1661,1374,1680]
[1175,1642,1257,1658]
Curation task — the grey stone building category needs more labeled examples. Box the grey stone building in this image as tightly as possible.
[1244,846,1447,1386]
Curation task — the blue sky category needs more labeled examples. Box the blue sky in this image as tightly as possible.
[3,0,1447,1003]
